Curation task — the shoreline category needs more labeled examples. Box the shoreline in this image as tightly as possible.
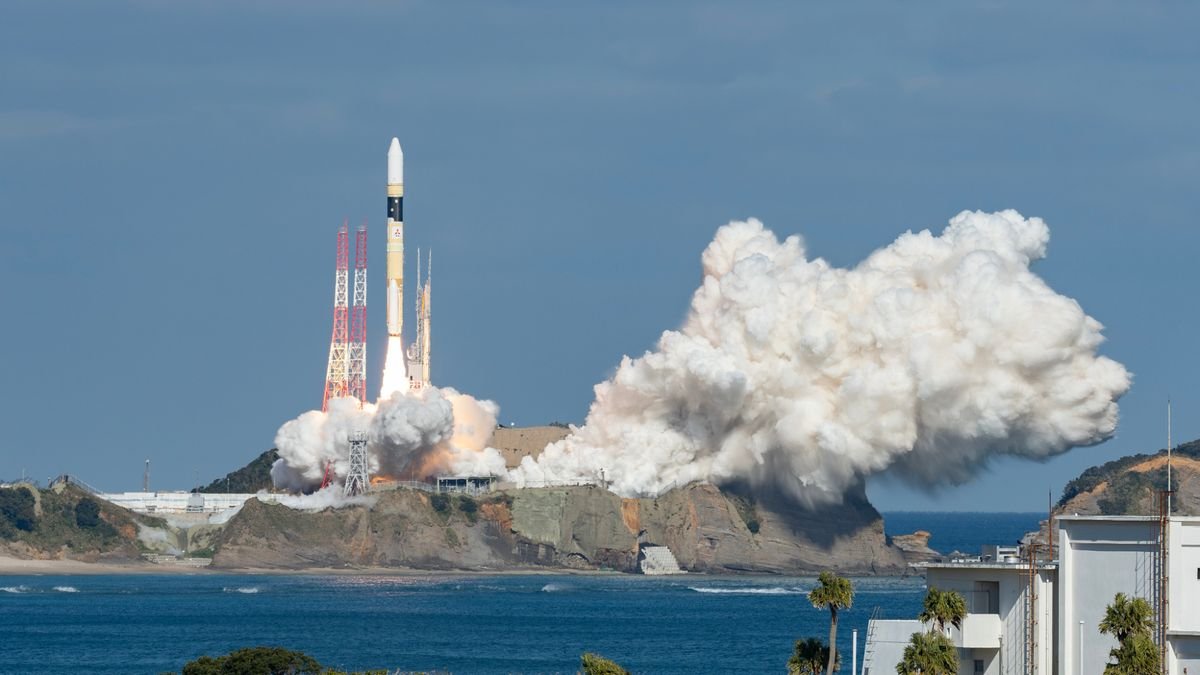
[0,555,915,578]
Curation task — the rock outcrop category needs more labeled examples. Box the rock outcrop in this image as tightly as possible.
[210,482,908,574]
[889,530,940,563]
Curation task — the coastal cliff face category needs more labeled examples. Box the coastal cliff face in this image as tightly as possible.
[210,482,907,574]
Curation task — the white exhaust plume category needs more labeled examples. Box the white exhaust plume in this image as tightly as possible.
[270,387,507,493]
[511,210,1131,506]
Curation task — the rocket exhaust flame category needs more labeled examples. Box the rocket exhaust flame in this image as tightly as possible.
[380,336,408,400]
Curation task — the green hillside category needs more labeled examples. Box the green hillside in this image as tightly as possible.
[196,449,278,494]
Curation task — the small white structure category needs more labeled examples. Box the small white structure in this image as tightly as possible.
[639,545,685,575]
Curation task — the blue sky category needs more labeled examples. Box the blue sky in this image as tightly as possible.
[1,1,1197,510]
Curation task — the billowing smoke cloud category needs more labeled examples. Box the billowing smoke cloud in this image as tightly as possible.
[271,387,507,493]
[511,210,1131,506]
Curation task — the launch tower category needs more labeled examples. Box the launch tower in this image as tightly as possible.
[322,222,369,412]
[406,250,432,389]
[343,431,369,497]
[321,223,350,411]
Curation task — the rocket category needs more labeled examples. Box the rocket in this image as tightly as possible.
[386,138,404,340]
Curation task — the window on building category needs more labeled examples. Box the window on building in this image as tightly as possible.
[974,659,984,673]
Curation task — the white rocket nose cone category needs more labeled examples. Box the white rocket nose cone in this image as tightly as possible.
[388,137,403,185]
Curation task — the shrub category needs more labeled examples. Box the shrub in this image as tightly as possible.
[430,493,450,513]
[74,498,101,528]
[181,646,322,675]
[457,496,477,514]
[0,486,36,532]
[580,652,629,675]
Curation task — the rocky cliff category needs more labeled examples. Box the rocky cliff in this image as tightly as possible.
[1055,439,1200,517]
[211,482,908,574]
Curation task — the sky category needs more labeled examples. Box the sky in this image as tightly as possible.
[1,1,1197,511]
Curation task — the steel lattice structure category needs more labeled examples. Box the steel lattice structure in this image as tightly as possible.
[347,224,368,404]
[343,430,369,497]
[321,223,351,412]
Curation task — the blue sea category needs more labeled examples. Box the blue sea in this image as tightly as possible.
[1,512,1042,674]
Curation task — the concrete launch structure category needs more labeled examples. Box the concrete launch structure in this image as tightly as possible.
[383,137,432,393]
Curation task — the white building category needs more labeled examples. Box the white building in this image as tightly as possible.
[1058,515,1200,674]
[864,515,1200,674]
[98,491,277,515]
[862,555,1055,675]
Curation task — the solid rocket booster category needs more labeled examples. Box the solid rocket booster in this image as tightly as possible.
[386,138,404,339]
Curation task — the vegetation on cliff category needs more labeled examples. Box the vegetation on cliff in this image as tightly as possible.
[197,449,279,493]
[1058,439,1200,512]
[0,483,157,559]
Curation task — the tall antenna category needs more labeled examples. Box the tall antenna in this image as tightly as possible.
[322,223,351,411]
[1167,398,1172,514]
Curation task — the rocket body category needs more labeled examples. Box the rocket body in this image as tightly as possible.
[386,138,404,339]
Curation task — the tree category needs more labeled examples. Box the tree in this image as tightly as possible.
[579,652,629,675]
[918,587,967,635]
[896,631,958,675]
[1099,593,1159,675]
[181,646,322,675]
[808,571,853,675]
[74,498,101,528]
[1105,632,1161,675]
[0,486,36,532]
[1099,592,1155,644]
[788,637,839,675]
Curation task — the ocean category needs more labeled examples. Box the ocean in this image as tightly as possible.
[1,512,1044,674]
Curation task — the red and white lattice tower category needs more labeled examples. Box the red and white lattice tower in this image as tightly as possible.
[321,222,351,412]
[347,224,368,405]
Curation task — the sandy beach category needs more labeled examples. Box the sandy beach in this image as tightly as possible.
[0,555,631,577]
[0,556,212,576]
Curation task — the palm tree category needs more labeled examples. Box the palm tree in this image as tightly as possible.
[918,587,967,635]
[788,637,839,675]
[808,571,853,675]
[1105,632,1160,675]
[1099,593,1159,674]
[1099,592,1155,644]
[896,631,958,675]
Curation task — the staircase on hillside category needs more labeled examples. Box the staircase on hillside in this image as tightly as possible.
[639,545,685,575]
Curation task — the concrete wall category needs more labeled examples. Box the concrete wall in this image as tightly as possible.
[1170,520,1200,633]
[1171,636,1200,675]
[862,619,921,675]
[1057,517,1158,675]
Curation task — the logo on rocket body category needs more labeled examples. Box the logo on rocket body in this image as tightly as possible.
[386,138,405,339]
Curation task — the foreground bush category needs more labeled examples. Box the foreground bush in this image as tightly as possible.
[580,652,630,675]
[182,647,322,675]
